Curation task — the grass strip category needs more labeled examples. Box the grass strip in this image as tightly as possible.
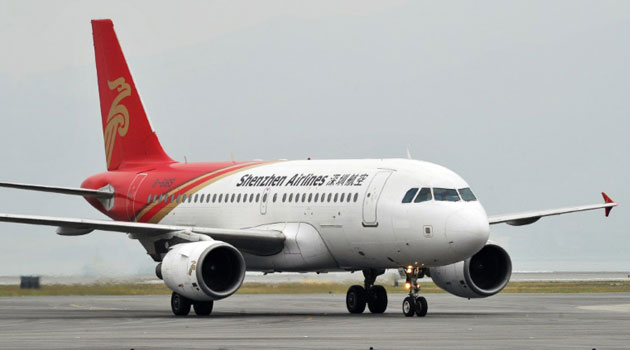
[0,280,629,297]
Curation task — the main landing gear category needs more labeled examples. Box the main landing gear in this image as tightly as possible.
[346,269,388,314]
[171,292,214,316]
[401,265,428,317]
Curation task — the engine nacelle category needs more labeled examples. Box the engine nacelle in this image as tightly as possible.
[161,240,246,301]
[429,243,512,298]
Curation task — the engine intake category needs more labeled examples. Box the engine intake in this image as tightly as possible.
[429,243,512,298]
[161,240,246,301]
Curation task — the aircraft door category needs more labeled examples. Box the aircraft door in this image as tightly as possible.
[362,171,392,227]
[260,187,271,215]
[127,173,147,220]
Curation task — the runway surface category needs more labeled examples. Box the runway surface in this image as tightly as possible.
[1,293,629,349]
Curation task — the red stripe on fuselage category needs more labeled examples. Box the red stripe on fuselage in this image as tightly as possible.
[134,161,267,223]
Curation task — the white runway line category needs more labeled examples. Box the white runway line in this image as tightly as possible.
[578,304,630,313]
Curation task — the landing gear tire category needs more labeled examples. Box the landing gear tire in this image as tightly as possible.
[346,285,367,314]
[193,301,214,316]
[367,285,388,314]
[402,296,416,317]
[171,292,191,316]
[415,296,428,317]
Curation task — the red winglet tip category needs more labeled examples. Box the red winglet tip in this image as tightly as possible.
[602,192,614,204]
[602,192,616,217]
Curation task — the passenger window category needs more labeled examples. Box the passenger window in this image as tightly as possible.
[217,194,222,202]
[237,194,241,203]
[433,188,460,202]
[308,193,312,202]
[230,194,235,203]
[163,195,168,203]
[321,193,325,202]
[282,193,287,202]
[353,193,359,202]
[314,193,319,202]
[194,194,198,203]
[295,193,299,202]
[213,194,217,203]
[334,193,338,202]
[147,195,152,204]
[288,193,293,202]
[302,193,306,202]
[199,194,205,202]
[327,193,332,202]
[263,193,268,202]
[347,193,352,202]
[182,194,187,203]
[402,188,418,203]
[340,193,345,202]
[273,193,277,202]
[256,193,260,202]
[459,188,477,201]
[250,193,254,202]
[414,188,432,203]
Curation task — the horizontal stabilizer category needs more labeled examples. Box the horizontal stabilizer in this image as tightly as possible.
[0,182,113,199]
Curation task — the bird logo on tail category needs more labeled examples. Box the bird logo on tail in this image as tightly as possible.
[104,77,131,168]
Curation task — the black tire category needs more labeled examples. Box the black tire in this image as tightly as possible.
[367,285,388,314]
[402,296,416,317]
[415,296,428,317]
[346,285,367,314]
[171,292,191,316]
[193,301,214,316]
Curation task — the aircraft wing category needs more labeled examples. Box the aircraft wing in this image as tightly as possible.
[0,213,285,256]
[0,181,113,198]
[488,193,617,226]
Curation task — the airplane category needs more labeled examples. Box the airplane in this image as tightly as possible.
[0,19,617,317]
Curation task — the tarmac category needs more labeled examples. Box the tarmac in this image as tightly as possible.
[1,293,629,349]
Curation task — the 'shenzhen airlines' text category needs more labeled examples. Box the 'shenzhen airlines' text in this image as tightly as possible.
[236,173,369,187]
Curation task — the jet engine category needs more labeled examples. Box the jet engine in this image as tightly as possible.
[429,243,512,298]
[160,240,246,301]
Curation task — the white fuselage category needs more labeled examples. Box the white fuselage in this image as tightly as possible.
[158,159,490,272]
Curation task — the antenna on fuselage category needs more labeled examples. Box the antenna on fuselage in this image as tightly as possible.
[406,147,413,160]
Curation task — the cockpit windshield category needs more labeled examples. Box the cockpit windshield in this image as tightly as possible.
[458,188,477,201]
[401,188,418,203]
[433,188,460,202]
[414,188,432,203]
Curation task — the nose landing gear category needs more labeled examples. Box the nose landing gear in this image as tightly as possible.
[402,266,428,317]
[345,269,388,314]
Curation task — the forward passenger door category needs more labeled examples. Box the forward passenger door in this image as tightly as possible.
[362,171,392,227]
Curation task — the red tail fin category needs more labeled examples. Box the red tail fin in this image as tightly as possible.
[92,19,173,171]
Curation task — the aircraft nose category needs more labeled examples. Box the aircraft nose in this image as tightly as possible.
[445,208,490,258]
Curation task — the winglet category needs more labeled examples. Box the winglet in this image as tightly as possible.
[602,192,617,217]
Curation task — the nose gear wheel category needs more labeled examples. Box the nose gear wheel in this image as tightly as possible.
[401,266,429,317]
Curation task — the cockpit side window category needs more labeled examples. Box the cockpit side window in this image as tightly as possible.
[402,188,418,203]
[414,187,432,203]
[433,188,460,202]
[458,188,477,201]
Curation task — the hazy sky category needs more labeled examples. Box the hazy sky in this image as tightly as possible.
[0,0,628,276]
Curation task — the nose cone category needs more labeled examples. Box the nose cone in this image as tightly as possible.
[445,207,490,259]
